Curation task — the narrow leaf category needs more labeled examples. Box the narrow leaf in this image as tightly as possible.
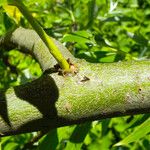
[65,123,91,150]
[114,118,150,146]
[3,4,22,24]
[38,129,58,150]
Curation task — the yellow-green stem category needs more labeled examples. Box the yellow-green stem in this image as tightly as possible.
[9,0,70,70]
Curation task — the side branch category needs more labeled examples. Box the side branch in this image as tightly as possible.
[11,0,70,70]
[0,27,74,71]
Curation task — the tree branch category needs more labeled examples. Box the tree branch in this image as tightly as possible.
[0,27,74,71]
[0,28,150,136]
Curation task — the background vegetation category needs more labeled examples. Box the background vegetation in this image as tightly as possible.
[0,0,150,149]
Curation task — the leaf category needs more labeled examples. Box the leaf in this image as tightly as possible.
[102,119,110,136]
[114,118,150,146]
[3,13,15,30]
[127,32,148,46]
[65,123,91,150]
[73,30,93,38]
[38,129,58,150]
[2,141,19,150]
[63,34,92,44]
[3,4,22,24]
[70,123,91,143]
[127,114,150,129]
[62,30,96,49]
[0,0,7,6]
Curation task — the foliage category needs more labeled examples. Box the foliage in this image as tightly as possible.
[0,0,150,149]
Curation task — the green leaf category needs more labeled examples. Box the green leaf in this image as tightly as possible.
[2,142,19,150]
[63,34,92,44]
[65,123,91,150]
[70,123,91,143]
[114,118,150,146]
[73,30,93,38]
[128,32,148,46]
[102,119,110,136]
[62,30,96,49]
[3,13,15,30]
[3,4,22,24]
[38,129,58,150]
[0,0,7,6]
[127,114,150,129]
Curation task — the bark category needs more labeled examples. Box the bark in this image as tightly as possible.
[0,28,150,136]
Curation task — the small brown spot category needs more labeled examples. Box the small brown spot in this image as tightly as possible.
[138,85,143,94]
[139,88,142,92]
[64,102,72,113]
[81,76,90,82]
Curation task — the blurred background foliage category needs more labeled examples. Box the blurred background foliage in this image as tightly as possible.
[0,0,150,149]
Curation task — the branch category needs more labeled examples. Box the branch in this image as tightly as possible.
[0,27,74,71]
[0,28,150,136]
[10,0,70,70]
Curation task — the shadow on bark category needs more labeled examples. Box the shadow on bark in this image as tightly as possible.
[14,74,59,120]
[0,90,12,127]
[0,74,59,134]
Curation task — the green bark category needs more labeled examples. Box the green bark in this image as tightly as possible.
[0,28,150,136]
